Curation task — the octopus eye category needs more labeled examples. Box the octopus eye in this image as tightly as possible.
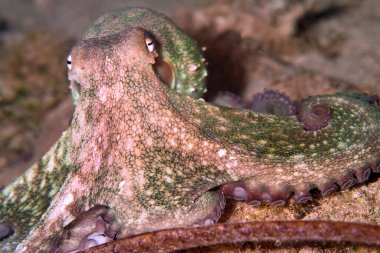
[144,33,155,52]
[67,54,72,70]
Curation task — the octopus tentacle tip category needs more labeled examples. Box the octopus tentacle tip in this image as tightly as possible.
[251,89,296,116]
[296,102,331,131]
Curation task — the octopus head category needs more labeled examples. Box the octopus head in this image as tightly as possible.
[67,27,159,105]
[66,27,161,160]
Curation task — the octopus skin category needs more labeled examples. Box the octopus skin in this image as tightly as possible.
[0,8,379,253]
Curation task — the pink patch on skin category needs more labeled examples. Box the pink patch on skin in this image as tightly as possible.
[114,81,124,100]
[47,176,87,223]
[99,86,108,103]
[189,64,197,72]
[107,155,114,165]
[126,138,133,150]
[139,96,146,104]
[106,57,114,72]
[94,155,102,171]
[94,72,101,80]
[146,136,153,146]
[148,115,156,124]
[119,169,134,198]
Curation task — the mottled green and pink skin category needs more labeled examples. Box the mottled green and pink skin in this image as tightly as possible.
[0,7,380,253]
[83,8,207,100]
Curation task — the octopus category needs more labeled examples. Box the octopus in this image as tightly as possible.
[0,7,379,253]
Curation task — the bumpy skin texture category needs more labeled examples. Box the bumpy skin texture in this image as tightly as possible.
[0,130,72,251]
[84,8,207,99]
[0,7,380,253]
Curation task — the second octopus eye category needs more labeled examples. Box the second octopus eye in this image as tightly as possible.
[144,33,155,52]
[67,54,72,70]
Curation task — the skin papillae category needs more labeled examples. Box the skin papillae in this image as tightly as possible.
[83,8,208,99]
[0,7,379,253]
